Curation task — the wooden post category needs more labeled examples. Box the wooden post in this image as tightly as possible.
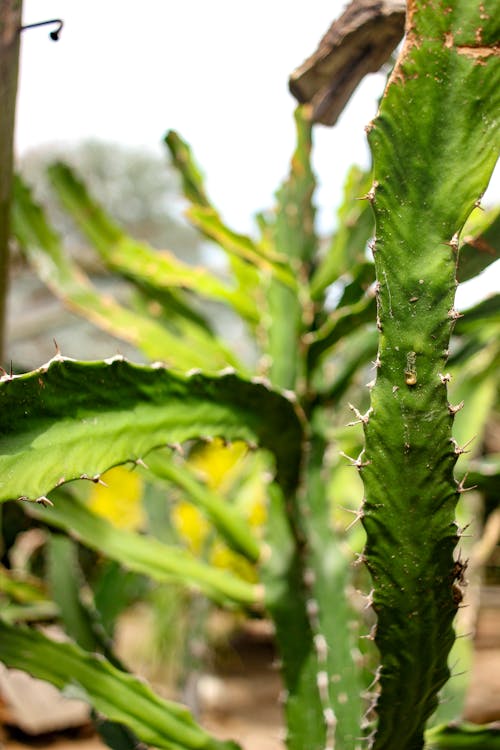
[0,0,22,363]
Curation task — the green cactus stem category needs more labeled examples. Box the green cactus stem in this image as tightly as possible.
[358,0,500,747]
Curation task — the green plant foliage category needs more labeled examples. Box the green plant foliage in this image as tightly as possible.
[47,162,260,324]
[12,177,236,371]
[29,492,258,607]
[0,357,302,502]
[2,0,500,747]
[425,722,500,749]
[0,620,240,750]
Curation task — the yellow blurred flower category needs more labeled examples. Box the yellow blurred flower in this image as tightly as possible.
[188,438,247,490]
[171,501,210,555]
[87,465,145,531]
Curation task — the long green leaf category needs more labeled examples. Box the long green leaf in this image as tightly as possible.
[307,293,376,370]
[47,535,142,750]
[47,163,258,324]
[425,722,500,748]
[47,534,102,653]
[164,130,211,208]
[310,165,374,298]
[187,205,296,288]
[0,620,240,750]
[12,177,232,371]
[28,493,257,607]
[458,206,500,282]
[266,106,315,390]
[164,130,262,304]
[0,357,303,502]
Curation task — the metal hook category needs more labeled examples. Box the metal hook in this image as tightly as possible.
[20,19,63,41]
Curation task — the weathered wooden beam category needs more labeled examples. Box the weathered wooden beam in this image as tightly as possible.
[289,0,406,125]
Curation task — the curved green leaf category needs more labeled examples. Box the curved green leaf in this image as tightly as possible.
[0,620,240,750]
[307,293,376,370]
[0,357,303,502]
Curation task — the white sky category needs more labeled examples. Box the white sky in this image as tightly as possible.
[16,1,499,306]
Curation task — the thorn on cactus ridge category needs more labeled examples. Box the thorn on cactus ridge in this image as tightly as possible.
[360,623,377,641]
[303,568,316,587]
[443,233,460,252]
[455,630,474,639]
[340,450,370,469]
[345,508,365,531]
[364,588,375,609]
[353,552,367,567]
[448,308,463,320]
[314,634,328,663]
[359,181,378,203]
[439,372,451,384]
[448,400,464,414]
[316,669,329,699]
[35,496,54,507]
[456,474,478,494]
[323,704,337,731]
[168,442,185,455]
[306,598,320,620]
[455,522,473,539]
[134,457,149,470]
[80,473,107,486]
[347,404,373,426]
[450,436,475,455]
[366,665,382,690]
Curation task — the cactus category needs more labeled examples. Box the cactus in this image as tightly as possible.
[357,0,499,746]
[1,0,499,748]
